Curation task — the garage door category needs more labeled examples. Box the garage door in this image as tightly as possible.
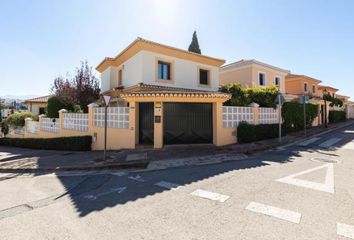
[163,103,212,144]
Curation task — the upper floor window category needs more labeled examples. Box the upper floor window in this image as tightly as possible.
[304,83,308,92]
[199,69,210,86]
[158,61,171,80]
[118,69,123,86]
[259,73,266,86]
[275,76,280,86]
[312,85,316,94]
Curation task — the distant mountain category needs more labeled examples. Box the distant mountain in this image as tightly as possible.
[0,95,40,100]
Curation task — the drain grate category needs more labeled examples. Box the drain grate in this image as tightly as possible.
[310,157,341,163]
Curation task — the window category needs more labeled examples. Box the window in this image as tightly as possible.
[118,69,122,86]
[275,77,280,86]
[259,73,265,86]
[199,69,209,86]
[304,83,308,92]
[158,61,171,80]
[312,85,316,94]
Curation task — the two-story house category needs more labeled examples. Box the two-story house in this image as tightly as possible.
[219,59,290,93]
[284,74,326,126]
[96,37,230,148]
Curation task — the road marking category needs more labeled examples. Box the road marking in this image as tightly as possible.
[276,163,334,193]
[344,130,354,133]
[128,175,146,182]
[190,189,229,203]
[155,181,181,190]
[111,172,127,177]
[337,223,354,239]
[83,186,127,201]
[246,202,301,224]
[319,138,342,148]
[297,137,321,146]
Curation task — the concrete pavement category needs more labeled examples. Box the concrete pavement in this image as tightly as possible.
[0,123,354,239]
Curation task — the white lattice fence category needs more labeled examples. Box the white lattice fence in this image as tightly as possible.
[223,106,253,128]
[259,107,279,124]
[41,117,59,132]
[62,113,89,132]
[93,107,129,129]
[27,120,39,134]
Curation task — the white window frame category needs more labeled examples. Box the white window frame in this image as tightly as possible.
[312,84,316,94]
[304,82,308,92]
[258,72,266,86]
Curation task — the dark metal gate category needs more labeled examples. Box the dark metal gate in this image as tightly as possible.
[139,102,154,144]
[163,103,212,144]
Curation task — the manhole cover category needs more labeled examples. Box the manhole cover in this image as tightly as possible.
[310,157,341,163]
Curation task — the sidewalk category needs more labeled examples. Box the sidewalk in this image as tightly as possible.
[0,120,353,173]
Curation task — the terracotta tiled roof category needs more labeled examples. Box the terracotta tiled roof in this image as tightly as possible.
[318,85,338,91]
[25,95,53,104]
[286,74,322,83]
[102,83,230,99]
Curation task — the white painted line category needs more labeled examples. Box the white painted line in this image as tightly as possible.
[276,163,334,193]
[297,137,321,146]
[155,181,181,190]
[344,130,354,133]
[128,175,146,182]
[83,186,127,201]
[111,172,127,177]
[337,223,354,239]
[319,138,342,148]
[246,202,301,224]
[190,189,229,203]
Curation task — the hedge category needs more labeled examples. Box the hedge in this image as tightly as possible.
[329,110,346,123]
[282,102,318,133]
[6,112,36,128]
[237,121,286,143]
[0,136,92,151]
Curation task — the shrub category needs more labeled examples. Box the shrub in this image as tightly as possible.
[237,121,285,143]
[220,84,280,108]
[329,110,346,123]
[6,112,35,129]
[0,136,92,151]
[282,102,318,132]
[47,96,73,118]
[1,121,9,136]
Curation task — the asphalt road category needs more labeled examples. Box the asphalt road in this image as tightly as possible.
[1,124,354,239]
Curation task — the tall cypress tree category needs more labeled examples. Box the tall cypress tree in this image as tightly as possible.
[188,31,201,54]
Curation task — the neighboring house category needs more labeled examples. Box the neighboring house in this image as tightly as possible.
[1,109,14,118]
[96,37,230,148]
[25,95,51,115]
[317,85,338,99]
[284,74,326,126]
[219,59,290,93]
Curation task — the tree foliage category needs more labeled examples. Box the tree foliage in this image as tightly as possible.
[51,61,100,113]
[47,96,70,118]
[220,84,280,108]
[323,93,343,107]
[188,31,201,54]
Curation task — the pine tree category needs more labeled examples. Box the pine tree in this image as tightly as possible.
[188,31,201,54]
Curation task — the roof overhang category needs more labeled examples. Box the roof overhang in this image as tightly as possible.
[285,74,322,84]
[96,38,225,73]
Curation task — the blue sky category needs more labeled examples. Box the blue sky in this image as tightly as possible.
[1,0,353,98]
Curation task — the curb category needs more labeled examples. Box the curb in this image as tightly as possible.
[1,121,353,174]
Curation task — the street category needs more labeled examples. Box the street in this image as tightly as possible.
[1,125,354,239]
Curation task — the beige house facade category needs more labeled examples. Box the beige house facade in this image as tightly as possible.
[219,59,289,93]
[25,95,51,115]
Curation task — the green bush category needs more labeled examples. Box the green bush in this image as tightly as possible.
[47,96,73,118]
[282,102,318,132]
[0,136,92,151]
[1,121,9,136]
[237,121,285,143]
[329,110,346,123]
[6,112,35,129]
[220,84,280,108]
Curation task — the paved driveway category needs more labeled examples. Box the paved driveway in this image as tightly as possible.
[0,124,354,239]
